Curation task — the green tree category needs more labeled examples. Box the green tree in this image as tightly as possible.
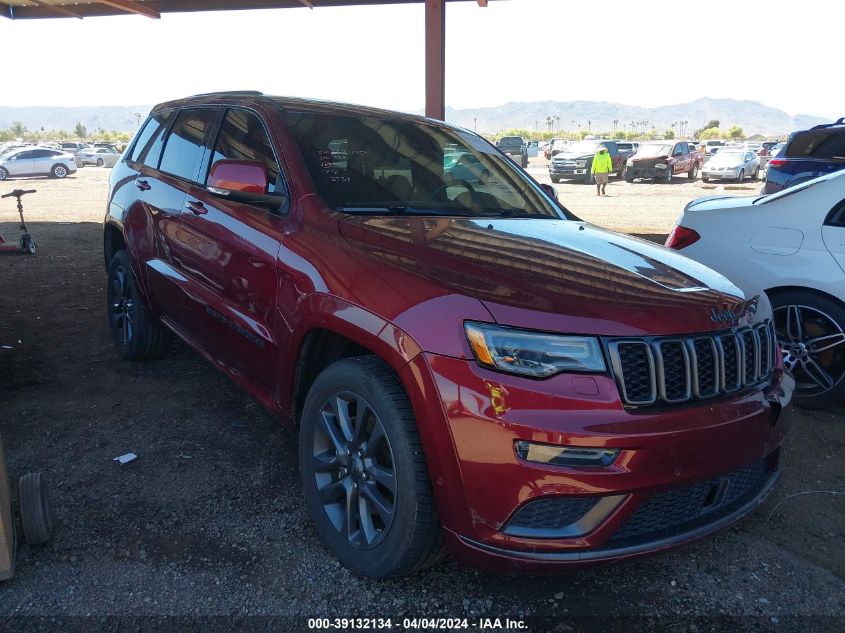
[10,121,27,137]
[727,125,745,140]
[74,122,88,139]
[700,127,724,140]
[705,119,720,130]
[664,129,675,139]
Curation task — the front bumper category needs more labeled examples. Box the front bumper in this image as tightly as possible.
[627,165,668,179]
[401,352,793,570]
[549,166,587,178]
[702,170,739,180]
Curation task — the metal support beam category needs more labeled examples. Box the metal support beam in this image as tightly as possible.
[96,0,161,19]
[425,0,445,120]
[28,0,83,18]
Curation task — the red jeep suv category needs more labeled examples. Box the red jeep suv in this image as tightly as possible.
[103,92,793,577]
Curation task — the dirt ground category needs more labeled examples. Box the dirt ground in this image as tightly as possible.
[0,165,843,631]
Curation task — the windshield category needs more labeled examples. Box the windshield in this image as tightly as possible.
[635,144,673,157]
[564,141,600,154]
[281,110,563,218]
[710,151,745,162]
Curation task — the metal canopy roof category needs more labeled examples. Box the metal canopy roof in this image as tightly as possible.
[1,0,486,20]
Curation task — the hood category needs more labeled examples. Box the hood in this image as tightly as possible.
[631,152,670,163]
[555,150,595,160]
[338,216,751,337]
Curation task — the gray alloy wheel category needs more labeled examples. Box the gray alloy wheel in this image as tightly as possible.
[51,164,68,179]
[311,391,398,548]
[96,158,104,167]
[737,169,745,183]
[773,296,845,407]
[0,167,7,181]
[299,356,444,577]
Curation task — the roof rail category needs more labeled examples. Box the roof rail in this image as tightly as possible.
[810,117,845,130]
[188,90,264,98]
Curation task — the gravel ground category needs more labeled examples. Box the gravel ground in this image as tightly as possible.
[0,166,843,632]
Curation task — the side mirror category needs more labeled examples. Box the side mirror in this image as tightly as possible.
[539,183,558,200]
[207,159,285,210]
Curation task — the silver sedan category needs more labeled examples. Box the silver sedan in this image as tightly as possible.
[76,147,120,168]
[700,150,760,182]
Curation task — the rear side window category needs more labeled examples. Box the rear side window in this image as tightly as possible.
[207,109,284,195]
[826,199,845,227]
[785,130,845,160]
[159,109,216,182]
[130,111,172,167]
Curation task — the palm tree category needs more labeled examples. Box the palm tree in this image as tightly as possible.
[545,116,554,132]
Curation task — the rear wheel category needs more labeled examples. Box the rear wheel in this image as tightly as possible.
[771,290,845,408]
[19,472,52,545]
[106,250,172,361]
[51,164,68,179]
[96,158,105,167]
[299,356,443,577]
[688,164,698,180]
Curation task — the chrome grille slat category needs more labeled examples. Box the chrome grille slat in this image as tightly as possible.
[608,320,775,407]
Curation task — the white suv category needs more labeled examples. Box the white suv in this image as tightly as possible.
[0,147,77,180]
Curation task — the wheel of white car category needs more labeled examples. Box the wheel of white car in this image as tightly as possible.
[770,290,845,409]
[51,164,68,179]
[97,158,104,167]
[737,169,745,183]
[0,167,8,181]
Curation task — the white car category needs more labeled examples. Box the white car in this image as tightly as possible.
[666,170,845,407]
[0,146,77,180]
[76,147,121,167]
[701,149,760,183]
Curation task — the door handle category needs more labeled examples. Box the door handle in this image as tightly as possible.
[135,179,151,191]
[186,200,207,215]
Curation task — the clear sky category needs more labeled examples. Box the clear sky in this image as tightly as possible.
[0,0,841,118]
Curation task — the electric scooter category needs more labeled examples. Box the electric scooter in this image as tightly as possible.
[0,189,37,255]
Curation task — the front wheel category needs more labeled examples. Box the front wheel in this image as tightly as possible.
[550,176,560,183]
[771,291,845,409]
[0,167,8,181]
[106,250,172,361]
[299,356,443,578]
[663,166,673,183]
[737,169,745,183]
[96,158,105,167]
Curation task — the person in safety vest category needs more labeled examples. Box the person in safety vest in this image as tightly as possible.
[591,146,613,196]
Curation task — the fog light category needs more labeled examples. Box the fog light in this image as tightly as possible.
[515,441,618,467]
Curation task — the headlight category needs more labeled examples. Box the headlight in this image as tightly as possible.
[464,322,606,377]
[626,159,633,166]
[575,160,587,167]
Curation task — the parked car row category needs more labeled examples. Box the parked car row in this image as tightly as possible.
[0,143,122,180]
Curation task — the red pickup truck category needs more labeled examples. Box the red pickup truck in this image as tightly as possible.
[625,141,703,183]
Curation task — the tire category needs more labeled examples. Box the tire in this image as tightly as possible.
[0,167,7,181]
[702,177,710,183]
[770,290,845,409]
[737,169,745,183]
[663,166,673,183]
[625,172,635,183]
[584,171,595,185]
[299,356,443,578]
[106,250,172,361]
[550,176,560,184]
[51,164,68,179]
[752,167,759,180]
[19,472,52,545]
[20,235,37,255]
[688,164,698,180]
[96,158,104,167]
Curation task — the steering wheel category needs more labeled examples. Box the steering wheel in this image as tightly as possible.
[427,179,475,202]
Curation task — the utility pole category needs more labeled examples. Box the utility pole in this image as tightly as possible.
[474,117,477,132]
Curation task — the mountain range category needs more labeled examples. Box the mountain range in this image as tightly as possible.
[0,97,830,137]
[443,97,828,136]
